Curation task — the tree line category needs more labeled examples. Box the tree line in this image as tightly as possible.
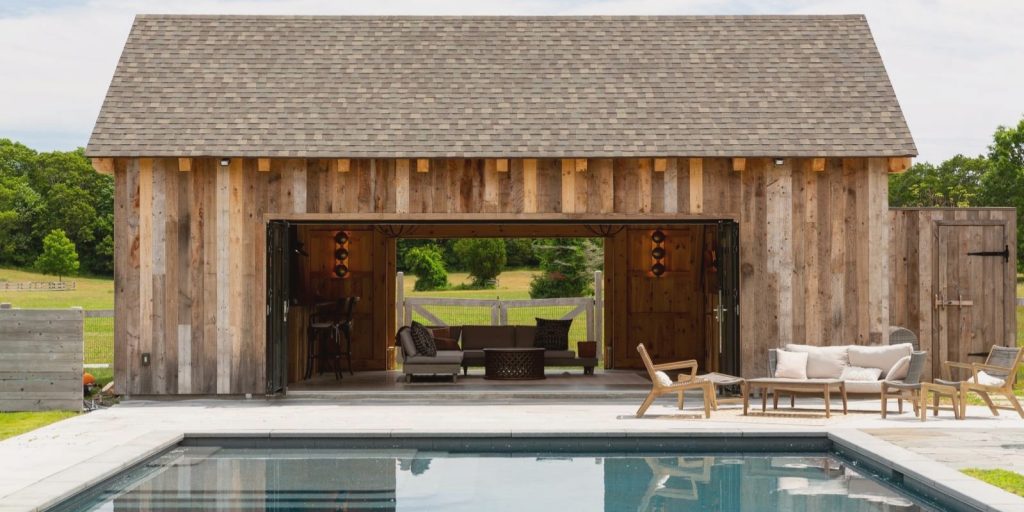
[889,117,1024,270]
[0,139,113,277]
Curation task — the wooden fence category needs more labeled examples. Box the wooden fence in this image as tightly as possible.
[0,306,83,411]
[396,271,604,353]
[0,281,76,291]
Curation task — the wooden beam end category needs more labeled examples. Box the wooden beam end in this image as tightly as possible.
[416,158,429,173]
[653,158,668,172]
[257,158,271,172]
[811,158,826,172]
[91,157,114,175]
[731,157,746,172]
[575,158,588,173]
[888,157,911,174]
[335,158,350,173]
[177,157,193,172]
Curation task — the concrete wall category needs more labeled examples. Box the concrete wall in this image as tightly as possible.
[0,306,83,411]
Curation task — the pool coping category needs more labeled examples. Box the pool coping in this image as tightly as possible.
[9,428,1023,512]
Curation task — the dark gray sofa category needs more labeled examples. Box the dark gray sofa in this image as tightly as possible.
[450,325,598,375]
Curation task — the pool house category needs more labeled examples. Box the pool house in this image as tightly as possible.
[85,15,1015,397]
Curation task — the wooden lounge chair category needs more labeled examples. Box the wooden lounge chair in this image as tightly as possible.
[636,343,712,418]
[929,346,1024,420]
[880,351,927,418]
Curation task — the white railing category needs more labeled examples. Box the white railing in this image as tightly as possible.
[0,281,76,291]
[396,271,604,350]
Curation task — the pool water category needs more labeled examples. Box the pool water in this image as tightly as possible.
[55,446,943,511]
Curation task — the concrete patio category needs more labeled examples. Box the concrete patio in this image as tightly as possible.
[2,395,1024,511]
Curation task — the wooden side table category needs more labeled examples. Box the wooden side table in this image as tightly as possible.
[744,378,848,418]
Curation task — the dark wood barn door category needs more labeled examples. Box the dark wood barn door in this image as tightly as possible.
[266,220,290,395]
[934,221,1011,371]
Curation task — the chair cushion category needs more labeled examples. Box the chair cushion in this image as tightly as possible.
[405,350,464,365]
[785,344,848,379]
[460,326,516,349]
[839,366,882,382]
[654,370,674,387]
[976,371,1006,387]
[887,355,911,381]
[775,350,808,380]
[533,318,572,350]
[848,343,913,377]
[409,321,437,357]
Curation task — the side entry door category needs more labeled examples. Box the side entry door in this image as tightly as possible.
[716,221,740,376]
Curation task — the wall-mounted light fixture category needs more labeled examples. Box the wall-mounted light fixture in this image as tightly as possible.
[220,158,231,166]
[773,158,785,166]
[333,231,351,278]
[650,229,667,277]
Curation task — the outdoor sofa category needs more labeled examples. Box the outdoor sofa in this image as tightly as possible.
[767,343,915,395]
[395,326,463,382]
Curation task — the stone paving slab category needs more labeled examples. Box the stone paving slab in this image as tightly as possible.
[1,397,1023,511]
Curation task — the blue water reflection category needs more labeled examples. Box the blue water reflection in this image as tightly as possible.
[64,448,940,511]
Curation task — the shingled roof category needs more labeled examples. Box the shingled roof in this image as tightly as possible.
[86,15,916,158]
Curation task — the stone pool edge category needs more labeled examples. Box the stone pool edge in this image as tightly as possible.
[10,429,1024,512]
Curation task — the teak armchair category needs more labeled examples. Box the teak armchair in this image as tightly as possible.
[636,343,712,418]
[926,346,1024,420]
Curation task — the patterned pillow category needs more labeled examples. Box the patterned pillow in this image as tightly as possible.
[409,321,437,357]
[533,318,572,350]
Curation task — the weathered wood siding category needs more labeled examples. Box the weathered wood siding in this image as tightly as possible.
[889,208,1017,378]
[113,156,891,394]
[0,307,83,411]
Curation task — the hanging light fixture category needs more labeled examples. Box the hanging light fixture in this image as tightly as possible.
[333,231,351,278]
[650,230,667,277]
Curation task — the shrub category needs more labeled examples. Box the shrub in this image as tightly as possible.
[529,238,592,298]
[452,238,507,287]
[404,246,449,291]
[34,228,79,281]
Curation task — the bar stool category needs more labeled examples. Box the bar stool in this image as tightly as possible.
[337,296,359,376]
[305,301,343,380]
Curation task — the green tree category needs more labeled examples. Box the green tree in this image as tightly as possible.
[505,238,540,267]
[34,229,79,281]
[888,156,988,207]
[452,238,507,287]
[404,245,449,291]
[979,118,1024,271]
[0,175,42,265]
[529,238,592,298]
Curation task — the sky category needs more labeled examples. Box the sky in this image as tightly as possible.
[0,0,1022,164]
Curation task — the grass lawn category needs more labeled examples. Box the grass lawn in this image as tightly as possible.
[0,411,78,441]
[963,468,1024,497]
[0,267,114,365]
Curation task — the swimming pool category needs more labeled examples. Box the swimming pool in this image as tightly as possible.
[50,437,954,511]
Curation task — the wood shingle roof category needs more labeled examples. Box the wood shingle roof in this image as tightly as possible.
[86,15,916,158]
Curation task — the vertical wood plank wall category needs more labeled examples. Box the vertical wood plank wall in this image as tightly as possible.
[889,208,1017,378]
[113,157,892,394]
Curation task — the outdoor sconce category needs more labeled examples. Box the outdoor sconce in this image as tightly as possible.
[220,158,231,166]
[773,158,785,166]
[333,231,351,278]
[650,229,667,277]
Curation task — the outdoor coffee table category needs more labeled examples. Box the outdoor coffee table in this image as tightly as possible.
[743,378,848,418]
[484,347,545,380]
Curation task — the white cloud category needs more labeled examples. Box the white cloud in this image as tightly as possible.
[1,0,1022,163]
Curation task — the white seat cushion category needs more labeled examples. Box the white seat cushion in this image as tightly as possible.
[839,366,882,382]
[775,351,808,380]
[405,350,464,365]
[785,344,849,379]
[844,380,882,394]
[976,371,1006,387]
[848,344,913,378]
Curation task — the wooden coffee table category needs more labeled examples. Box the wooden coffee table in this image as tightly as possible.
[743,378,848,418]
[483,347,545,380]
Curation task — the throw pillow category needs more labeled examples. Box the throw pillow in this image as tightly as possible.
[533,318,572,350]
[976,371,1006,387]
[433,336,460,351]
[886,355,911,381]
[774,350,808,380]
[409,321,437,357]
[839,366,883,381]
[654,370,674,387]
